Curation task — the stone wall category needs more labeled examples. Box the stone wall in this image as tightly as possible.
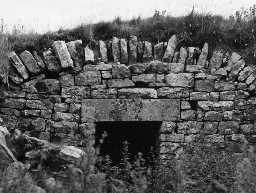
[1,34,256,159]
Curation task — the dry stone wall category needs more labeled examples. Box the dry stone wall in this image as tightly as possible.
[1,35,256,159]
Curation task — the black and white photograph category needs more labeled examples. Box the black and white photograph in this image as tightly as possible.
[0,0,255,192]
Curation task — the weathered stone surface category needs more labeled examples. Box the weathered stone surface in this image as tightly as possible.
[160,134,184,143]
[8,51,29,79]
[132,74,155,84]
[226,52,242,70]
[30,118,46,132]
[54,103,69,112]
[53,41,73,68]
[142,41,153,62]
[66,40,83,71]
[69,103,81,114]
[128,63,146,74]
[108,79,135,88]
[157,87,190,98]
[43,49,61,72]
[84,46,94,63]
[137,41,144,62]
[163,35,177,62]
[62,86,90,99]
[75,71,101,86]
[60,146,85,163]
[53,112,78,122]
[118,88,157,99]
[154,42,164,61]
[26,100,48,110]
[128,35,138,64]
[177,121,203,134]
[197,42,208,67]
[35,79,60,94]
[82,99,180,122]
[178,47,187,64]
[215,68,227,76]
[101,71,112,79]
[181,101,191,110]
[146,61,168,74]
[96,62,112,71]
[165,73,194,87]
[190,92,210,100]
[181,110,196,120]
[218,121,240,134]
[23,110,41,117]
[59,73,74,87]
[238,66,254,81]
[168,63,185,73]
[33,51,46,70]
[92,88,117,99]
[195,79,215,92]
[203,122,218,134]
[215,81,235,91]
[220,91,236,100]
[8,65,24,84]
[240,124,254,134]
[205,134,224,143]
[112,37,120,62]
[112,64,130,78]
[209,50,223,72]
[172,51,179,63]
[52,121,78,133]
[98,40,108,62]
[1,98,25,109]
[186,47,198,65]
[160,121,176,133]
[198,101,233,111]
[204,111,222,121]
[185,65,204,73]
[228,59,245,79]
[120,38,128,64]
[20,50,41,74]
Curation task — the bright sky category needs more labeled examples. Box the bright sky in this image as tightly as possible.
[0,0,255,33]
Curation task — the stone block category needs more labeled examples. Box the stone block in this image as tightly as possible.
[35,79,60,94]
[52,41,73,68]
[165,73,194,87]
[43,49,61,72]
[142,41,153,62]
[177,121,202,134]
[75,71,101,86]
[163,35,177,62]
[82,99,180,122]
[218,121,240,134]
[154,42,164,60]
[20,50,41,74]
[108,79,135,88]
[128,63,146,74]
[112,37,120,62]
[204,111,222,121]
[8,51,29,79]
[112,64,130,78]
[120,38,128,64]
[118,88,157,99]
[128,35,138,64]
[157,87,190,98]
[59,74,74,87]
[195,79,214,92]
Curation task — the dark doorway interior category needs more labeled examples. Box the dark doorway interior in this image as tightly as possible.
[95,121,161,165]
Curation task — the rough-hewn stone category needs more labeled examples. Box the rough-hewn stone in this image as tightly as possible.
[8,51,29,80]
[43,49,61,72]
[209,50,223,73]
[112,37,120,62]
[118,88,157,99]
[195,79,215,92]
[142,41,153,62]
[75,71,101,86]
[128,35,138,64]
[120,39,128,64]
[197,42,208,67]
[84,46,94,63]
[66,40,83,71]
[98,40,108,62]
[165,73,194,87]
[82,99,180,122]
[154,42,164,61]
[20,50,41,74]
[163,35,177,62]
[35,79,60,94]
[53,41,74,68]
[157,87,190,98]
[128,63,146,74]
[132,74,155,84]
[108,79,135,88]
[112,64,130,79]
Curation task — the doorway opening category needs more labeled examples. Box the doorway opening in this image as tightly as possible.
[95,121,161,165]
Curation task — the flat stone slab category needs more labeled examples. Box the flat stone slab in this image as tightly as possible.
[82,99,180,122]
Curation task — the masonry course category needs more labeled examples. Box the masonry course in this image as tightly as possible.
[1,34,256,159]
